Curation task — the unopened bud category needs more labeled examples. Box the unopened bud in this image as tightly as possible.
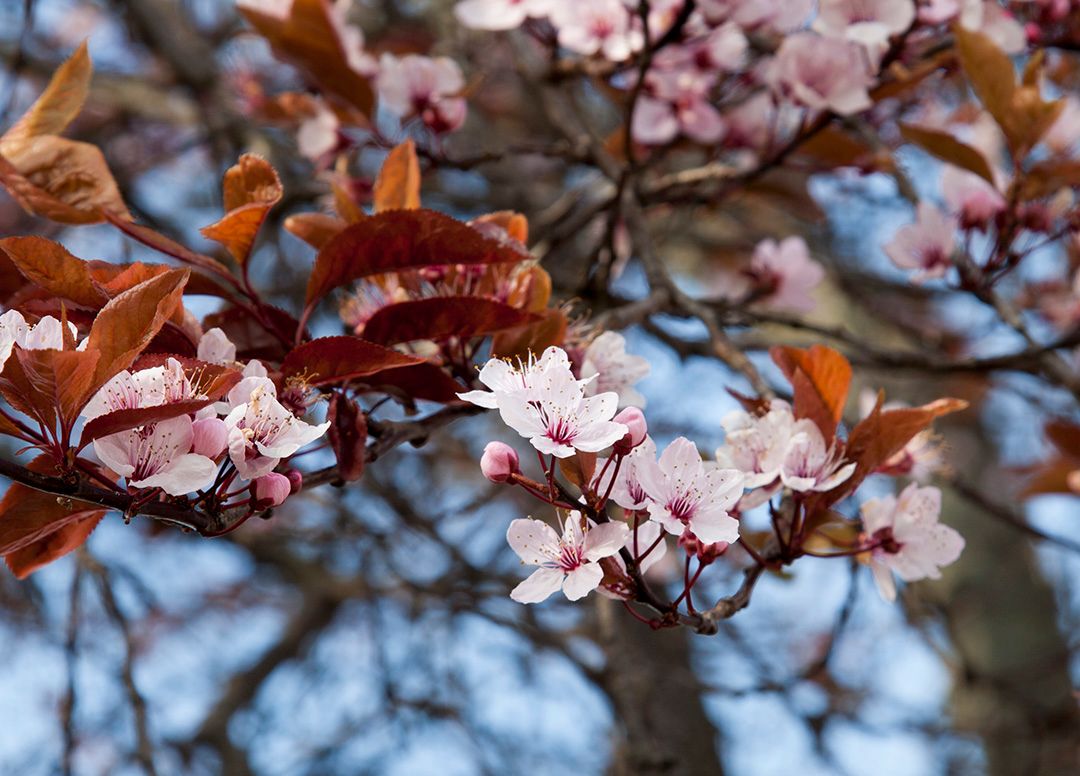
[191,417,228,459]
[254,472,291,507]
[285,469,304,495]
[612,407,647,455]
[481,441,520,483]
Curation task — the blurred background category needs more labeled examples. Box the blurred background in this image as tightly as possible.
[0,1,1078,774]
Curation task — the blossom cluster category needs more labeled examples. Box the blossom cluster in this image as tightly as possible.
[453,0,1026,148]
[463,334,964,609]
[80,328,328,508]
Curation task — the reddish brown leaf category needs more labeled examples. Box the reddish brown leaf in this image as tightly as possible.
[770,345,852,441]
[13,347,100,427]
[837,396,968,499]
[239,0,375,116]
[305,209,529,307]
[898,123,997,186]
[200,154,283,264]
[0,42,90,154]
[0,136,130,224]
[83,269,190,401]
[472,211,529,245]
[280,335,423,385]
[0,236,107,307]
[362,363,465,404]
[284,212,348,249]
[1017,160,1080,200]
[361,297,539,345]
[954,26,1063,158]
[490,307,567,360]
[105,213,232,277]
[4,511,102,579]
[373,140,421,213]
[327,393,367,481]
[0,456,106,558]
[1045,419,1080,459]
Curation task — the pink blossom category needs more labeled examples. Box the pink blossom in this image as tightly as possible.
[506,513,629,603]
[716,403,797,490]
[941,166,1006,230]
[770,33,874,116]
[95,416,218,496]
[0,310,75,370]
[481,441,520,482]
[297,101,340,161]
[458,347,581,409]
[612,407,647,454]
[637,437,744,544]
[192,417,229,459]
[549,0,643,62]
[596,436,657,511]
[747,236,825,313]
[454,0,553,30]
[814,0,915,66]
[254,472,292,507]
[581,331,650,408]
[632,69,726,146]
[779,420,856,493]
[698,0,813,31]
[495,366,627,458]
[883,201,957,280]
[861,483,964,601]
[197,327,237,365]
[377,54,467,133]
[224,383,330,480]
[961,0,1026,54]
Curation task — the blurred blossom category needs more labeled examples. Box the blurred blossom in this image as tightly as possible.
[883,201,957,280]
[770,33,874,116]
[377,54,467,133]
[747,236,825,313]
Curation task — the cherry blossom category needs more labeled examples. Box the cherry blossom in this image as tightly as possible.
[481,441,520,482]
[580,331,650,408]
[506,513,629,603]
[883,201,957,280]
[698,0,813,31]
[814,0,915,66]
[861,483,964,601]
[961,0,1026,54]
[94,416,218,496]
[82,359,200,421]
[254,472,291,507]
[637,437,744,544]
[596,435,658,511]
[612,407,647,454]
[377,54,467,133]
[297,101,340,162]
[549,0,642,62]
[454,0,552,30]
[770,33,874,117]
[0,310,73,369]
[197,328,238,365]
[716,403,797,490]
[495,366,627,458]
[747,236,825,313]
[224,383,330,480]
[941,166,1006,230]
[779,420,856,493]
[458,347,581,409]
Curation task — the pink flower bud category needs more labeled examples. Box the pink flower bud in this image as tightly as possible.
[191,417,228,459]
[612,407,647,454]
[286,469,304,495]
[254,472,291,507]
[480,441,519,483]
